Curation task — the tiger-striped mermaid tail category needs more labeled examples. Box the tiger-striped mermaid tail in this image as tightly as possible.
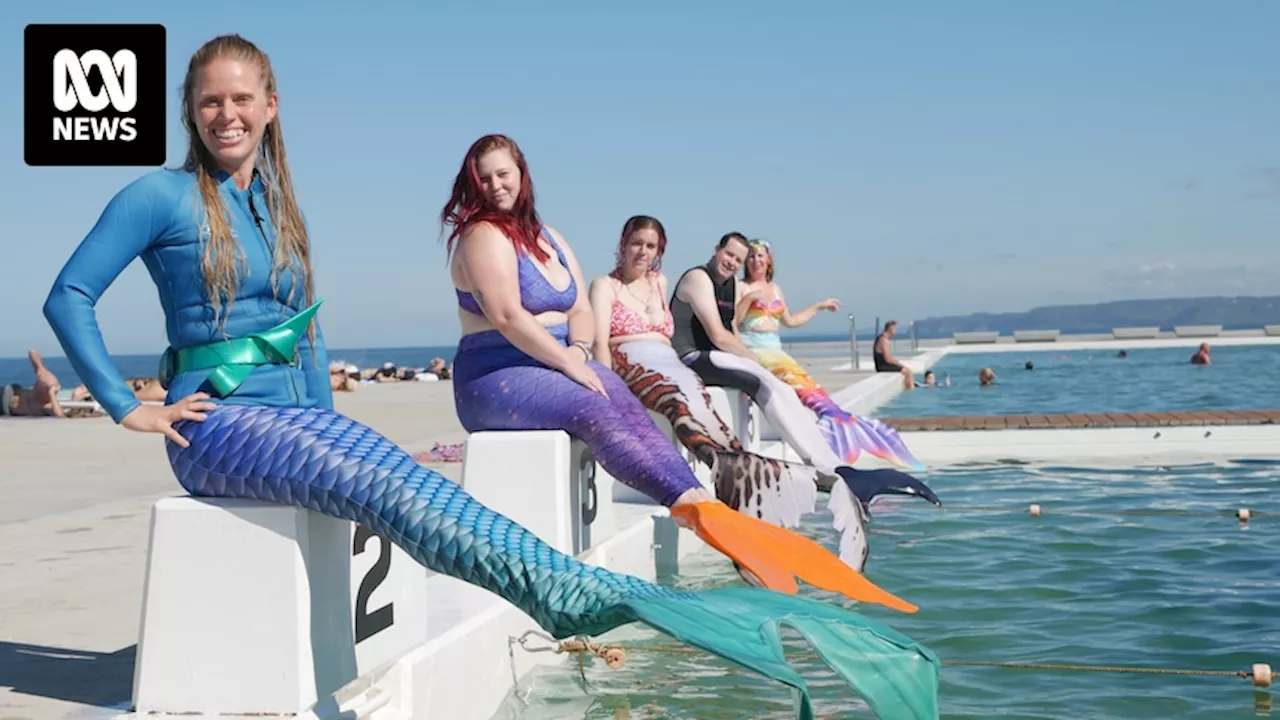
[166,404,940,720]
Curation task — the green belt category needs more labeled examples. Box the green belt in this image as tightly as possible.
[160,299,324,397]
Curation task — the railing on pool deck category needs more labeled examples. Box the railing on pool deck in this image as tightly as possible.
[125,386,758,719]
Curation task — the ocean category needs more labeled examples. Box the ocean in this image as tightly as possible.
[0,345,459,389]
[1,333,865,389]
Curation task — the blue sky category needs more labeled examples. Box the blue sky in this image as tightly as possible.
[4,0,1277,357]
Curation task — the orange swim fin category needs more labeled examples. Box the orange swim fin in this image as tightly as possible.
[670,501,918,614]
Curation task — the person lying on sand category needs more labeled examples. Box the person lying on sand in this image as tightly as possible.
[3,350,170,418]
[2,350,85,417]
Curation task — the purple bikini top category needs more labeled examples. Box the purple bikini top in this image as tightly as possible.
[456,227,577,316]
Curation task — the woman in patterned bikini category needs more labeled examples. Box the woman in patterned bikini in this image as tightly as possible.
[589,215,940,573]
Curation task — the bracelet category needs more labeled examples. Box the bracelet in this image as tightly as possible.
[572,341,592,361]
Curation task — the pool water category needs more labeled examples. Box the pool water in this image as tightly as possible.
[874,343,1280,418]
[494,460,1279,719]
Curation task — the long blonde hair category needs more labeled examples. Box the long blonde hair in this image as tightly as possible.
[179,35,313,338]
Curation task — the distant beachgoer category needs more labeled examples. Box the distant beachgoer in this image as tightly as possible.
[979,367,996,386]
[329,362,358,392]
[2,350,77,417]
[374,361,401,382]
[1024,360,1034,370]
[1191,343,1211,365]
[735,238,924,470]
[1117,350,1128,358]
[127,377,168,402]
[428,357,451,379]
[873,320,915,390]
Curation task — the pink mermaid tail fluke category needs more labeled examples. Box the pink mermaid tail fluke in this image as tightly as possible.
[741,342,926,471]
[820,413,927,471]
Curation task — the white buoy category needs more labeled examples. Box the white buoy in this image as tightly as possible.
[1252,663,1272,687]
[1029,504,1042,517]
[1237,508,1251,522]
[604,647,627,669]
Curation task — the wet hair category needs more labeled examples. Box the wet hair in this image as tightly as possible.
[610,215,668,278]
[440,134,546,262]
[180,34,312,339]
[744,239,774,282]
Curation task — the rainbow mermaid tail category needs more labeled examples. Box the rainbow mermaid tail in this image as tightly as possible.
[744,338,925,471]
[820,414,926,472]
[166,404,939,720]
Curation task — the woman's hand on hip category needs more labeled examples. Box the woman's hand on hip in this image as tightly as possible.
[120,391,216,447]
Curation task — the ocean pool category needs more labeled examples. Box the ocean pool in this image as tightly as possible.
[875,343,1280,418]
[494,460,1279,719]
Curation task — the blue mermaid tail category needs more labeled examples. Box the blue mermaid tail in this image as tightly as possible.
[166,404,940,719]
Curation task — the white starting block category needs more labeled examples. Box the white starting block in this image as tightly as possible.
[458,430,616,557]
[131,497,430,716]
[707,386,758,452]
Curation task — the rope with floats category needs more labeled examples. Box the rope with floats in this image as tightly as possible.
[929,504,1266,523]
[512,630,1275,689]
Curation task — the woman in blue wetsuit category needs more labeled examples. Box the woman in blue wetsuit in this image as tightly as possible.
[43,36,939,719]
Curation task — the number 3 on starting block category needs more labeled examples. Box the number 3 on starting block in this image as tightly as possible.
[348,522,429,673]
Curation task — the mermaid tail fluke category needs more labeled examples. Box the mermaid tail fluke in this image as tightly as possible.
[820,413,927,471]
[828,467,941,572]
[623,587,941,720]
[167,404,939,718]
[837,466,941,509]
[670,502,918,614]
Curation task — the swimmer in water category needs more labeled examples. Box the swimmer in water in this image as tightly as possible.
[42,38,939,718]
[916,370,948,388]
[1191,343,1211,365]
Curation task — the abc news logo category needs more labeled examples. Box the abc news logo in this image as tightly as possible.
[53,49,140,142]
[25,24,166,167]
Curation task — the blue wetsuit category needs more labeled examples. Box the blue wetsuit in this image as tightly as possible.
[42,167,940,720]
[44,168,331,422]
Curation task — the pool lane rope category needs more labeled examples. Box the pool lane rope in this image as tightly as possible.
[514,630,1275,689]
[936,504,1265,523]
